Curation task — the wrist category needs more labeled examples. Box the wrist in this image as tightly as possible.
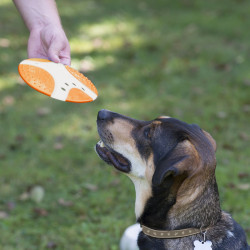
[29,21,62,33]
[14,0,62,31]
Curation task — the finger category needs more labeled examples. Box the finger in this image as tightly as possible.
[48,47,61,63]
[59,47,71,65]
[47,39,62,63]
[48,43,71,64]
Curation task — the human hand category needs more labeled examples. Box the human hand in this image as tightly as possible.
[28,24,71,65]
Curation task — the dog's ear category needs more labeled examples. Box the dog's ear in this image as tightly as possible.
[202,130,216,152]
[152,147,190,187]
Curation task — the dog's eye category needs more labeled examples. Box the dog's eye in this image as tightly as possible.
[144,127,151,139]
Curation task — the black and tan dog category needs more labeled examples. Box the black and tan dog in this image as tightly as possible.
[95,109,249,250]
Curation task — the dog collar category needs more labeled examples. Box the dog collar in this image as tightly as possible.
[141,224,202,239]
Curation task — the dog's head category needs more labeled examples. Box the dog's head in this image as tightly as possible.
[95,109,217,218]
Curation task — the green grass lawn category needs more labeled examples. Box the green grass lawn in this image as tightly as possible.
[0,0,249,249]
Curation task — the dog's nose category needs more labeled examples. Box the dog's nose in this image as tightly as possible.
[98,109,112,121]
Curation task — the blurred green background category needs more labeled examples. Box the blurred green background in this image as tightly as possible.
[0,0,249,249]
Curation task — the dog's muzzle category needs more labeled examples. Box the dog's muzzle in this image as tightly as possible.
[96,110,131,173]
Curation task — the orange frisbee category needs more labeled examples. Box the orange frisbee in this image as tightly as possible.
[18,58,98,103]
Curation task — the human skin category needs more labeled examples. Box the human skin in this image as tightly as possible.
[13,0,71,65]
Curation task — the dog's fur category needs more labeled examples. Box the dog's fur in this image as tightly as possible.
[95,109,249,250]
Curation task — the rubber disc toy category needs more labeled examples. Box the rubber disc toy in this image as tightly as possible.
[18,58,98,103]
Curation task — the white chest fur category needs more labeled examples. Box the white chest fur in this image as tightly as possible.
[128,176,152,218]
[120,223,141,250]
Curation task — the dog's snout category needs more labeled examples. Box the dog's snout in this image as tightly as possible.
[98,109,112,121]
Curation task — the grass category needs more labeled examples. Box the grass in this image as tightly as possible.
[0,0,249,249]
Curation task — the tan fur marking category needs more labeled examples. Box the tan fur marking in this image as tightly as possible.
[152,120,162,125]
[108,118,134,145]
[145,154,154,183]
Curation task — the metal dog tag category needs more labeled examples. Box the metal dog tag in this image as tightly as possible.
[193,240,212,250]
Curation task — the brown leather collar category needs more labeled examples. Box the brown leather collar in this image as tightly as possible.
[141,225,202,239]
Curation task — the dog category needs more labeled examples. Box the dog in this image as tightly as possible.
[95,109,249,250]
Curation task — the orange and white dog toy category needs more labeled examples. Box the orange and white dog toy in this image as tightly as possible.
[18,58,98,103]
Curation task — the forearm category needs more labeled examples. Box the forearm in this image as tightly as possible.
[13,0,62,31]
